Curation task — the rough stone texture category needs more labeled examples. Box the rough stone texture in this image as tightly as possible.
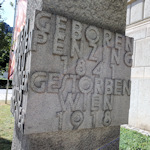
[12,10,132,135]
[12,124,120,150]
[11,0,131,149]
[26,0,43,29]
[42,0,127,34]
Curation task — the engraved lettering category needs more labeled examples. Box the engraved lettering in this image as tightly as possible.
[103,95,113,111]
[103,110,112,127]
[32,30,48,51]
[103,30,112,47]
[70,110,84,130]
[125,36,134,52]
[91,94,100,111]
[48,73,61,93]
[115,33,124,50]
[94,78,103,94]
[86,26,100,61]
[70,75,77,93]
[105,79,113,95]
[123,80,131,96]
[79,76,93,94]
[31,72,47,93]
[59,93,80,112]
[35,11,51,33]
[53,16,67,55]
[76,59,86,76]
[56,111,63,130]
[93,62,103,76]
[91,111,96,128]
[124,52,133,67]
[111,48,120,65]
[61,56,68,74]
[79,77,93,111]
[114,79,122,95]
[71,21,83,58]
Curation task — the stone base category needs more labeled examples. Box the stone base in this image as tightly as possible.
[11,124,120,150]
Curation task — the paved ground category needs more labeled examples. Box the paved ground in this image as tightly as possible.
[0,89,12,100]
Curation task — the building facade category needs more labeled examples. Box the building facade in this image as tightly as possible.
[126,0,150,131]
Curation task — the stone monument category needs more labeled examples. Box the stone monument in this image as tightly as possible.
[11,0,133,149]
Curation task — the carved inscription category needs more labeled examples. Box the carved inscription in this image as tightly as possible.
[70,110,84,130]
[86,26,100,61]
[11,19,32,133]
[53,16,67,55]
[71,21,83,58]
[13,10,133,132]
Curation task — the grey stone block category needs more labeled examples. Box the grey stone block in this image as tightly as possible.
[10,10,133,134]
[12,124,120,150]
[131,67,144,78]
[42,0,127,34]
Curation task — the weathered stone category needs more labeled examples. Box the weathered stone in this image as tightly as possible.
[42,0,127,34]
[11,0,131,149]
[12,124,120,150]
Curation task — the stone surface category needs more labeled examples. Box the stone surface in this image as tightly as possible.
[11,0,131,149]
[144,0,150,19]
[42,0,127,34]
[135,38,150,67]
[131,67,144,78]
[11,10,132,135]
[130,0,143,24]
[12,124,120,150]
[126,1,150,131]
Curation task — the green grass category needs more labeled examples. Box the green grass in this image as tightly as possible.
[0,102,150,150]
[120,127,150,150]
[0,101,14,150]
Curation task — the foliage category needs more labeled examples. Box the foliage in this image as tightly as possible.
[0,101,14,150]
[120,127,150,150]
[0,22,12,75]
